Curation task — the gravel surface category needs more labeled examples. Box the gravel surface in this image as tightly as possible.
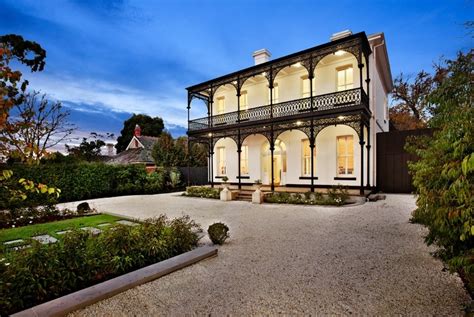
[63,193,471,316]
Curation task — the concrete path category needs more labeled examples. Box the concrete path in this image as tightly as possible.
[62,193,470,315]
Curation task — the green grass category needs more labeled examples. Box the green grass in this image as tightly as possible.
[0,214,125,243]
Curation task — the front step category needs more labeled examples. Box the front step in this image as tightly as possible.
[235,191,253,202]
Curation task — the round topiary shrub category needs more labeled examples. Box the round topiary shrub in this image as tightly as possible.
[208,222,230,245]
[77,202,91,214]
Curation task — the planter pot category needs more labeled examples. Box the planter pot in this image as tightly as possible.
[252,188,264,204]
[220,187,232,201]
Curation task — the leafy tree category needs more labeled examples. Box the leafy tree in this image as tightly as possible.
[152,134,207,168]
[0,35,60,204]
[389,68,446,130]
[66,132,113,161]
[115,114,164,153]
[152,132,179,167]
[1,91,75,164]
[0,34,46,129]
[408,51,473,276]
[188,142,208,167]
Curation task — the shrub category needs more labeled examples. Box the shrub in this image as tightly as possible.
[1,163,182,209]
[168,168,181,189]
[76,202,91,213]
[185,186,221,199]
[0,215,200,315]
[327,185,349,206]
[264,187,349,206]
[144,170,166,193]
[208,222,229,245]
[407,52,473,278]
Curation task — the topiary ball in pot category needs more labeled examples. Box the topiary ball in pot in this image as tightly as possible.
[77,202,91,214]
[208,222,230,245]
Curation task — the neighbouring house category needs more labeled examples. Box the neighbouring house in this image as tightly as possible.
[186,30,392,195]
[107,125,158,171]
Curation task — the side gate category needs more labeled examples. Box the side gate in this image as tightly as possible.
[376,129,433,193]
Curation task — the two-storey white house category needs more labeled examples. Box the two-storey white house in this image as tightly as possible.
[186,31,392,195]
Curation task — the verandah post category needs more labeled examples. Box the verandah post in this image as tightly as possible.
[359,123,365,196]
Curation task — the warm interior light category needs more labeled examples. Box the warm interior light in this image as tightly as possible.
[296,121,302,126]
[334,50,345,56]
[338,116,345,120]
[293,62,302,67]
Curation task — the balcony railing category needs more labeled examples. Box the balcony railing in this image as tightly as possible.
[188,88,368,132]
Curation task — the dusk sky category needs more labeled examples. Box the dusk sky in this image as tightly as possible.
[0,0,472,144]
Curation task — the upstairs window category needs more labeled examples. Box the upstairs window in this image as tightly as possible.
[337,135,354,175]
[301,139,316,176]
[301,75,311,98]
[240,145,249,175]
[268,83,279,104]
[216,97,225,114]
[216,146,226,176]
[240,91,248,111]
[336,65,353,91]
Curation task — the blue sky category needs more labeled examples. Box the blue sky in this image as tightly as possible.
[0,0,472,143]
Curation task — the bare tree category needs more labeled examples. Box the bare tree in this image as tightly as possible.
[1,91,75,164]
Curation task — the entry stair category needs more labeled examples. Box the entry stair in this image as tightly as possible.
[235,190,253,202]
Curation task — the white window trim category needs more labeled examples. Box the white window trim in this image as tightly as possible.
[217,146,226,176]
[336,64,354,92]
[336,135,354,176]
[240,91,248,111]
[301,138,316,176]
[216,96,225,115]
[240,144,249,175]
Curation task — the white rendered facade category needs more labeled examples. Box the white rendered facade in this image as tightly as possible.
[187,31,392,193]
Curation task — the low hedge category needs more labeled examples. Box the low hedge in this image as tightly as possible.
[0,215,200,315]
[184,186,221,199]
[265,186,350,206]
[1,163,181,209]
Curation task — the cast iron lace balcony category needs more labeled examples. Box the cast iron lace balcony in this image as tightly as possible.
[188,88,368,132]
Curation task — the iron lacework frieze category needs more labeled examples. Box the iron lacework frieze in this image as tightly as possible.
[188,88,368,132]
[190,112,368,150]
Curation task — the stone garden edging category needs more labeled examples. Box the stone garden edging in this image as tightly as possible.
[12,245,218,317]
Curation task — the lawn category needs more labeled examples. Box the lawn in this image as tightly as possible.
[0,214,125,243]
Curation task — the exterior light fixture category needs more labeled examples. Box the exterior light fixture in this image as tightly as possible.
[261,72,267,76]
[293,62,302,67]
[296,121,302,126]
[232,81,237,84]
[208,133,213,137]
[338,116,345,120]
[334,50,345,56]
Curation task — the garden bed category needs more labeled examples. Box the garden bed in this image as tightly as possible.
[183,186,221,199]
[0,215,201,315]
[264,186,352,206]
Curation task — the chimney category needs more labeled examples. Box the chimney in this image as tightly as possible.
[106,143,115,156]
[252,48,271,65]
[134,124,141,137]
[330,30,353,41]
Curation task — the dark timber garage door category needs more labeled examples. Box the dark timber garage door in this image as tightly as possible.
[376,129,433,193]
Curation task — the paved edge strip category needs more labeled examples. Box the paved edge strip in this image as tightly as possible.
[12,245,218,317]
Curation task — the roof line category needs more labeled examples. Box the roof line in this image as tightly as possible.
[186,31,370,91]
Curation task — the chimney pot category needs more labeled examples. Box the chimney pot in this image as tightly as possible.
[134,124,141,137]
[252,48,271,65]
[330,30,353,41]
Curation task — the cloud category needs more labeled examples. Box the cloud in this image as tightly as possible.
[25,72,188,127]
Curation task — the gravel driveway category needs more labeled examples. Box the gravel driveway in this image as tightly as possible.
[63,193,470,315]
